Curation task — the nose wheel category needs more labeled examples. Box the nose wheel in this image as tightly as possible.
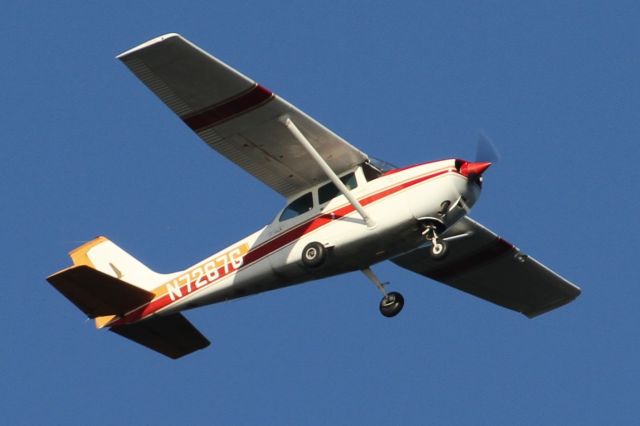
[362,267,404,318]
[430,239,448,259]
[422,223,448,260]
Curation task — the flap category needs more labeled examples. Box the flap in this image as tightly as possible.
[46,265,154,318]
[392,217,581,317]
[110,313,210,359]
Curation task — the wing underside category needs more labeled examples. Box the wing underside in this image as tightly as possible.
[118,33,368,197]
[392,217,581,317]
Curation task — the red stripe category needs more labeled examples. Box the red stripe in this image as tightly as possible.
[382,160,445,177]
[114,167,452,325]
[111,260,238,326]
[182,84,273,131]
[242,168,449,266]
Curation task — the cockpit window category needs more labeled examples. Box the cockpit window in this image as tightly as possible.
[318,173,357,205]
[279,192,313,221]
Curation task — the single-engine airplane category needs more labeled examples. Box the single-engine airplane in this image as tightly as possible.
[47,34,580,359]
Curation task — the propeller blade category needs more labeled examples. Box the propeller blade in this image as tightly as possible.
[476,132,501,164]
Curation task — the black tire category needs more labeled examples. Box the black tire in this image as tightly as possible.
[301,242,326,267]
[429,239,448,260]
[379,291,404,317]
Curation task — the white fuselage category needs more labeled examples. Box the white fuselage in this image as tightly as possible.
[117,159,481,323]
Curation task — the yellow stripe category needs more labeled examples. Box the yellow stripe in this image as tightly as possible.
[149,243,250,297]
[69,236,109,268]
[94,315,117,329]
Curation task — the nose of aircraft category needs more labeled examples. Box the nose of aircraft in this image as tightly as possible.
[459,161,492,177]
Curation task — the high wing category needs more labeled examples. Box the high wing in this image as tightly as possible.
[118,33,368,198]
[392,217,581,318]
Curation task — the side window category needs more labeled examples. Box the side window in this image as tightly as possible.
[279,192,313,222]
[318,173,357,205]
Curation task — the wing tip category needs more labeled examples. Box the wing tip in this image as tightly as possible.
[523,288,581,318]
[117,33,184,60]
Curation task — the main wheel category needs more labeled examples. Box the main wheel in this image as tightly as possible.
[429,239,448,260]
[301,242,326,267]
[379,291,404,317]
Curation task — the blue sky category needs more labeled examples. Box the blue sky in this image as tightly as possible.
[3,1,640,425]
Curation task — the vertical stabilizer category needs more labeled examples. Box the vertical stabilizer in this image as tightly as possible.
[69,236,174,292]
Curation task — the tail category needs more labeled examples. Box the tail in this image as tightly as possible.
[65,236,171,328]
[69,236,169,292]
[46,236,210,359]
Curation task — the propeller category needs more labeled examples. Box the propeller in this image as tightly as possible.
[425,133,501,250]
[447,133,500,216]
[475,132,501,164]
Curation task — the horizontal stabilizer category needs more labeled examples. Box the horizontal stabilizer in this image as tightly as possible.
[110,314,210,359]
[46,265,154,318]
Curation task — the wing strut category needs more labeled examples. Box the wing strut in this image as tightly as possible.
[282,117,375,228]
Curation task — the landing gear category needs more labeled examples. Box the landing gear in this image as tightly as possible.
[430,239,448,260]
[301,241,326,267]
[422,223,448,260]
[380,292,404,317]
[362,267,404,318]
